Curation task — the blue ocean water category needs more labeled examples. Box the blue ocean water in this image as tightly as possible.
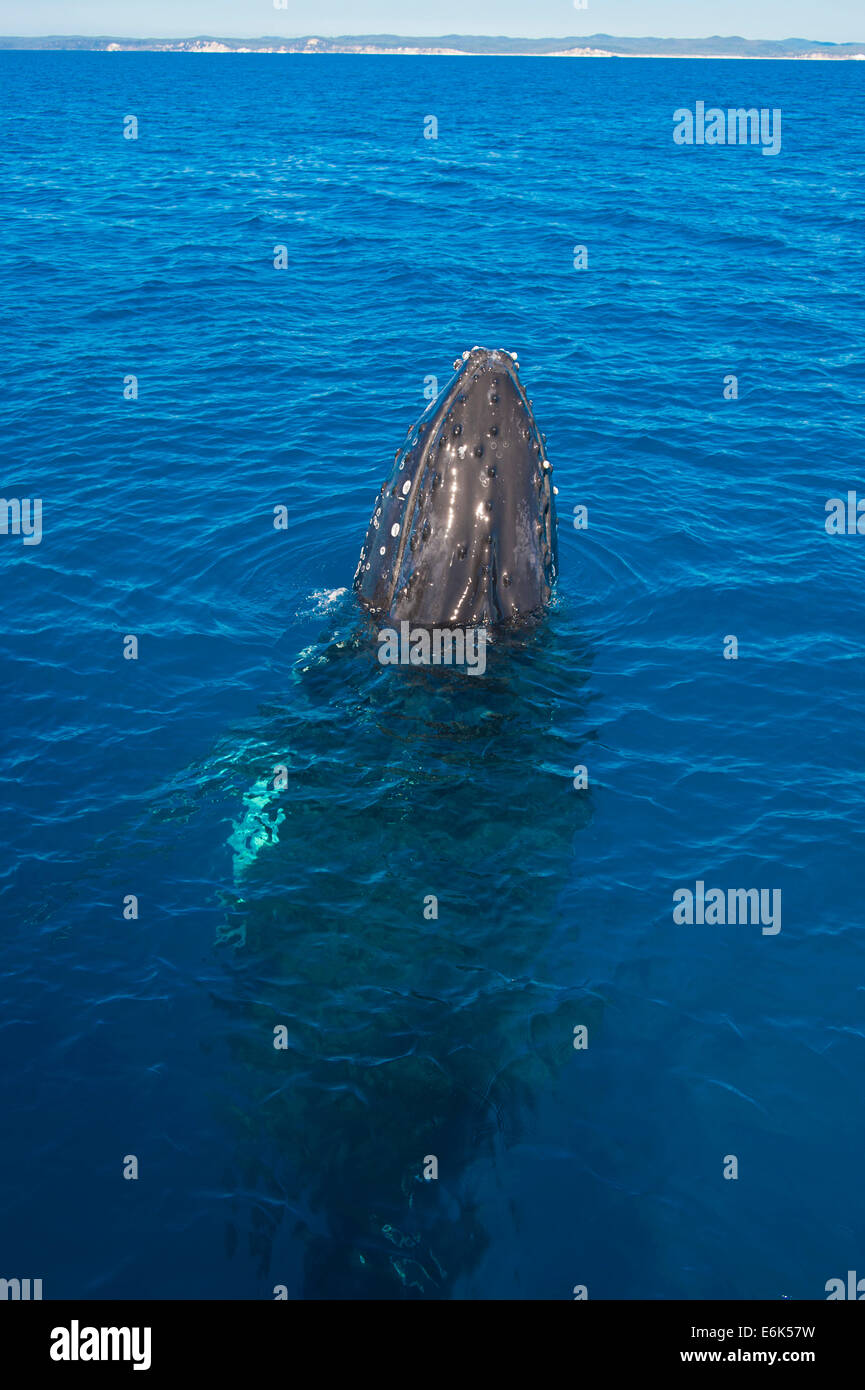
[1,52,863,1300]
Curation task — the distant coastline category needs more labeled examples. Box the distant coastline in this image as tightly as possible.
[1,34,864,59]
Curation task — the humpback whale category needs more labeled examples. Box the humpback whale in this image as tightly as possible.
[354,348,558,626]
[148,354,580,1297]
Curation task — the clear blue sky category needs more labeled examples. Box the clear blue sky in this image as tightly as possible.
[3,1,862,43]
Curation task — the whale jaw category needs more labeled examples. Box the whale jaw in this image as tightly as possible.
[354,348,557,627]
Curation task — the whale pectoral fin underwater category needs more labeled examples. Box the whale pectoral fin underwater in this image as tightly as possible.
[354,347,558,627]
[224,600,370,889]
[228,776,287,885]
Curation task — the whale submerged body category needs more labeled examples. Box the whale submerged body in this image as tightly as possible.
[208,349,585,1296]
[354,347,558,627]
[215,624,594,1297]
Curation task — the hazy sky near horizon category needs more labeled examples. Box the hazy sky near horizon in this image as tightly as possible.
[2,1,863,43]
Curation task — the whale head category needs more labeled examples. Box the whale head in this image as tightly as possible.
[354,348,558,626]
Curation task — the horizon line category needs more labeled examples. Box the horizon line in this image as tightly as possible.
[1,32,864,42]
[2,33,864,56]
[1,32,863,41]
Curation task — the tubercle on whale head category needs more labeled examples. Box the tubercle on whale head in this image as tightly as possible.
[354,348,558,628]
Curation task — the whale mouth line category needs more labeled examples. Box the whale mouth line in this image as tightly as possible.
[354,347,558,628]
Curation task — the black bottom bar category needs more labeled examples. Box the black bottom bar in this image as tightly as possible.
[2,1299,858,1375]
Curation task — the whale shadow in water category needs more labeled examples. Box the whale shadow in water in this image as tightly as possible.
[205,597,598,1298]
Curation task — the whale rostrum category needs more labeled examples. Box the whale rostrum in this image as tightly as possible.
[354,348,558,626]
